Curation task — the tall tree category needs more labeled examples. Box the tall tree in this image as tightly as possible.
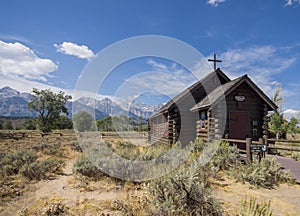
[28,88,72,132]
[288,117,299,138]
[269,84,285,139]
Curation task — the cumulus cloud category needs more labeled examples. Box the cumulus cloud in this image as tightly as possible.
[285,0,300,6]
[207,0,226,7]
[213,46,296,97]
[0,40,57,81]
[54,42,94,60]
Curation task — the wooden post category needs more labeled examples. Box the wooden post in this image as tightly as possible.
[259,138,264,159]
[263,135,268,154]
[246,138,252,163]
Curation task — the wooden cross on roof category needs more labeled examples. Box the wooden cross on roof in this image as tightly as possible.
[208,53,222,71]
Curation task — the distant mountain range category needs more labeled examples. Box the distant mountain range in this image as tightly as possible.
[0,86,162,120]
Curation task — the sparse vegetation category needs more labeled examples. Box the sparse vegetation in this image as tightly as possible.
[147,163,222,215]
[73,155,105,179]
[0,131,299,215]
[114,139,224,215]
[0,150,38,177]
[237,196,272,216]
[0,150,64,181]
[209,140,240,173]
[20,158,64,180]
[230,157,294,189]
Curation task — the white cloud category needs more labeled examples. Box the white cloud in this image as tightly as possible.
[0,40,57,81]
[54,42,94,60]
[147,59,168,71]
[0,34,30,44]
[207,0,226,7]
[214,45,296,99]
[146,59,197,86]
[0,76,68,95]
[109,59,199,104]
[285,0,300,6]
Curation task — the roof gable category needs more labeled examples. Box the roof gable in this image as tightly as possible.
[190,75,278,111]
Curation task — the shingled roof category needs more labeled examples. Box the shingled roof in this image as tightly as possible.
[190,74,278,111]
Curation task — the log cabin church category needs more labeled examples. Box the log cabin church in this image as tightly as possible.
[148,57,277,145]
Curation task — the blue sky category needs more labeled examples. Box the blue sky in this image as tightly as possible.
[0,0,300,115]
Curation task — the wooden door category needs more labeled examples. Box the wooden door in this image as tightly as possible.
[229,111,249,139]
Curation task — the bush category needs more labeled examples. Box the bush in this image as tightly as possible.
[73,156,105,179]
[33,143,63,157]
[150,166,221,215]
[237,196,272,216]
[0,151,38,176]
[112,141,140,160]
[209,141,240,173]
[138,142,172,161]
[20,158,64,180]
[230,157,294,188]
[0,150,64,180]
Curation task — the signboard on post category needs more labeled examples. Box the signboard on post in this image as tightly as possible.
[250,144,266,153]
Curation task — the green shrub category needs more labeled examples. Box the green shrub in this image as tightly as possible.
[230,157,294,188]
[0,150,64,181]
[147,161,221,216]
[209,141,240,173]
[73,156,105,179]
[237,196,272,216]
[0,151,38,176]
[20,158,64,180]
[113,141,140,160]
[138,142,171,161]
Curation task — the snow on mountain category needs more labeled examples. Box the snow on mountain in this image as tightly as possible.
[0,86,162,119]
[283,109,300,121]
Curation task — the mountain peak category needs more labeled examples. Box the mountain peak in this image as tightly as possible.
[0,86,20,98]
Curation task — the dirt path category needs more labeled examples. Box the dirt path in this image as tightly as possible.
[1,156,126,215]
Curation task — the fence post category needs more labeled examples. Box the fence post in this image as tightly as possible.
[263,135,268,154]
[259,138,264,159]
[246,138,252,163]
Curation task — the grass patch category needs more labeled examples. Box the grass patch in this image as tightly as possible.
[237,196,272,216]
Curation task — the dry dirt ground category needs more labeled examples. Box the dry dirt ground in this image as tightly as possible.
[213,177,300,216]
[1,153,128,215]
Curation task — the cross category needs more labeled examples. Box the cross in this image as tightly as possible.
[208,53,222,71]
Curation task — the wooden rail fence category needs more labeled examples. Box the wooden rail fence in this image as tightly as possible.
[221,137,300,163]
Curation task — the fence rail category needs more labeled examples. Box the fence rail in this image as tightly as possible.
[222,137,300,162]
